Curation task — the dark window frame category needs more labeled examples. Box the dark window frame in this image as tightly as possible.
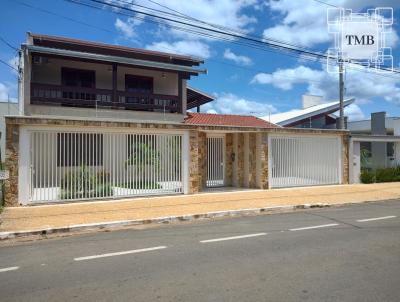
[61,67,96,88]
[57,133,103,167]
[125,74,153,94]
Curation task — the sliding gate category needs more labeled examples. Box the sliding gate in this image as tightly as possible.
[29,130,183,203]
[269,135,341,188]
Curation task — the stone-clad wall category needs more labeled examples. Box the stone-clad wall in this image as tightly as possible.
[342,135,349,184]
[188,131,207,194]
[198,132,207,189]
[225,134,233,186]
[237,133,245,187]
[249,133,257,188]
[4,123,19,207]
[188,130,200,194]
[260,134,268,189]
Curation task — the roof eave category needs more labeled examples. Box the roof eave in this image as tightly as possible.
[277,98,355,126]
[25,45,207,75]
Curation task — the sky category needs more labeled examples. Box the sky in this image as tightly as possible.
[1,0,400,121]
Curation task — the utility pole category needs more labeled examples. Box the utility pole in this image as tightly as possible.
[339,59,345,129]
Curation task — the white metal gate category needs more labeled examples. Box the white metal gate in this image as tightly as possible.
[29,130,183,203]
[269,135,341,188]
[207,135,225,187]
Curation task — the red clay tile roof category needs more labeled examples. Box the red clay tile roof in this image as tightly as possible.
[184,113,279,128]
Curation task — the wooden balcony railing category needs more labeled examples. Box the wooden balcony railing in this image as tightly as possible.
[31,83,181,113]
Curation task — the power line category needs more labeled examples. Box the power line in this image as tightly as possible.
[7,0,400,85]
[0,58,18,72]
[11,0,329,86]
[69,0,400,76]
[75,0,329,60]
[0,36,18,51]
[12,0,114,34]
[64,0,326,66]
[310,0,339,8]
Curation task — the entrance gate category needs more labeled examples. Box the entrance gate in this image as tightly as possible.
[207,135,225,187]
[269,135,341,188]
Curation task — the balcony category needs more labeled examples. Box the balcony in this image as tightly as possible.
[30,83,181,113]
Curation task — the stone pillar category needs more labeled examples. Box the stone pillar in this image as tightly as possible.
[198,132,207,189]
[225,133,233,186]
[237,133,244,187]
[248,133,257,188]
[232,133,238,187]
[260,133,269,189]
[342,134,349,184]
[4,122,20,206]
[188,130,200,194]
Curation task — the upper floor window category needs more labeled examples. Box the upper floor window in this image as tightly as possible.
[62,67,95,88]
[125,74,153,94]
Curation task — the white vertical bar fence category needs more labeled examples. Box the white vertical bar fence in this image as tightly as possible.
[269,135,341,188]
[28,130,183,203]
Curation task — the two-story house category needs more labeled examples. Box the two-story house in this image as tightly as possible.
[3,33,350,206]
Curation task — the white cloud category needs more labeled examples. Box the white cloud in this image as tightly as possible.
[146,40,211,59]
[115,18,136,39]
[251,63,400,121]
[0,82,17,102]
[202,92,277,116]
[263,0,399,48]
[252,64,400,104]
[344,103,365,121]
[8,56,19,76]
[144,0,258,32]
[223,48,252,66]
[251,66,324,90]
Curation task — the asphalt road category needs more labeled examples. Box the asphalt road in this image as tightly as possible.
[1,200,400,302]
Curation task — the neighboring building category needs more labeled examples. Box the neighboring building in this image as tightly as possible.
[3,33,349,206]
[347,112,400,182]
[0,101,20,162]
[262,95,354,129]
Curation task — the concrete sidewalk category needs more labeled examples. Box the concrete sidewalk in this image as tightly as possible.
[1,183,400,234]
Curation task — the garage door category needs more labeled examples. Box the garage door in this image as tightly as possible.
[269,135,342,188]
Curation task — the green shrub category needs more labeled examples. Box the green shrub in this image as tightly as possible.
[360,166,400,184]
[360,169,375,184]
[375,168,397,182]
[60,166,112,200]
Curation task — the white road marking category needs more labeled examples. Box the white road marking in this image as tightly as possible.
[0,266,19,273]
[74,246,167,261]
[289,223,339,231]
[357,215,397,222]
[200,232,267,243]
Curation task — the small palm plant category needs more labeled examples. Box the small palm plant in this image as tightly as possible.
[360,147,371,168]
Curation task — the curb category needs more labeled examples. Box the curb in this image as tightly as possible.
[0,203,330,241]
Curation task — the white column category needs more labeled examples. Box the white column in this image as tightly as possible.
[18,127,30,205]
[351,141,361,184]
[182,131,190,194]
[394,121,400,166]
